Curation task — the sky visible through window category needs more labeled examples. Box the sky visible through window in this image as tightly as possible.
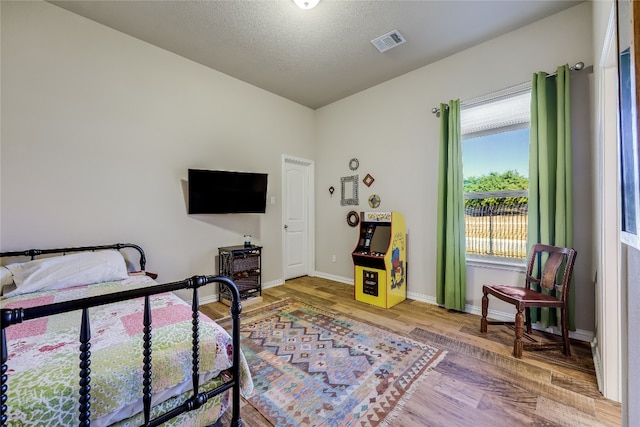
[462,127,529,179]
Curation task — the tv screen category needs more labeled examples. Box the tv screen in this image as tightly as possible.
[188,169,268,214]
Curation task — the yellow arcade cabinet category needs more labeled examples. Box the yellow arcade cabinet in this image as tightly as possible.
[352,211,407,308]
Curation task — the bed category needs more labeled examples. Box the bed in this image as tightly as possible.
[0,243,253,427]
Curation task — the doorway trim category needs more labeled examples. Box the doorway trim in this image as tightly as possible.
[594,3,621,402]
[281,154,315,279]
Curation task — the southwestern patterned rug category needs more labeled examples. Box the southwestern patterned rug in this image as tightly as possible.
[221,298,446,427]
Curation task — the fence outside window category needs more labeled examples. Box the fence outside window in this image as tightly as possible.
[464,190,528,259]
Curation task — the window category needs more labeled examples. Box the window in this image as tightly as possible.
[461,83,531,261]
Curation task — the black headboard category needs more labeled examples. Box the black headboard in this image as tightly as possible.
[0,243,146,271]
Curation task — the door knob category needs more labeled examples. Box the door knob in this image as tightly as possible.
[284,224,289,229]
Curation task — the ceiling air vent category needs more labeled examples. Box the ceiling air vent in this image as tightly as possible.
[371,30,406,53]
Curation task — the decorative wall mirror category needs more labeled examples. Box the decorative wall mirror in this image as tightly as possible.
[346,210,360,227]
[363,173,375,187]
[617,0,640,249]
[340,175,359,206]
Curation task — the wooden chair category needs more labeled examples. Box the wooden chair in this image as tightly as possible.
[480,244,577,358]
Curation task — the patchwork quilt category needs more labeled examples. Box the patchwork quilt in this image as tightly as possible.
[1,275,253,426]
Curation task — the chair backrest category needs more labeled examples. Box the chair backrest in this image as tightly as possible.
[525,244,577,301]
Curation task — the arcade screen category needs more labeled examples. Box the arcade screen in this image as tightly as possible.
[369,224,391,254]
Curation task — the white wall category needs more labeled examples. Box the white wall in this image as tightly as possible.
[314,3,595,332]
[0,1,315,290]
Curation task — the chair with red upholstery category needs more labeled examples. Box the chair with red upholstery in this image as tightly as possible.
[480,243,577,358]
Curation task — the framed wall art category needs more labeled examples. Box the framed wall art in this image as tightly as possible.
[340,175,359,206]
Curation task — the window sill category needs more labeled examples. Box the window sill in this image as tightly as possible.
[466,255,526,272]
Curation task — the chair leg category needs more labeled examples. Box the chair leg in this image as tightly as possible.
[514,309,524,358]
[525,307,532,334]
[561,308,571,357]
[481,292,488,333]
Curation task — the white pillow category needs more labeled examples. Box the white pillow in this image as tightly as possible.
[0,266,15,296]
[1,266,13,286]
[3,250,129,298]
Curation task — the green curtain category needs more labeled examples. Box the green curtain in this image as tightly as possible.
[527,64,575,330]
[436,100,467,311]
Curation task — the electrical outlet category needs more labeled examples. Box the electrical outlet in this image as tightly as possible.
[332,255,336,263]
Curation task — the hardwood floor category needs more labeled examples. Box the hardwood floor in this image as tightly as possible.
[202,276,622,427]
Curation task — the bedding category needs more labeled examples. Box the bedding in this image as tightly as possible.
[3,249,129,297]
[1,266,13,286]
[0,246,253,427]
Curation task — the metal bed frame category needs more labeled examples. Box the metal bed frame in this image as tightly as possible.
[0,243,244,427]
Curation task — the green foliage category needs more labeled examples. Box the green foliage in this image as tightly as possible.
[464,170,528,209]
[464,170,528,192]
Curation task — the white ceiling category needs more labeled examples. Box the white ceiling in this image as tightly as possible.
[49,0,584,110]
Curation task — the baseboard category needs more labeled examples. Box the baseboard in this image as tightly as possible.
[262,278,285,289]
[200,294,218,305]
[407,291,438,305]
[312,271,354,285]
[591,337,604,393]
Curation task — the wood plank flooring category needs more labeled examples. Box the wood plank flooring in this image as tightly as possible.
[201,276,621,427]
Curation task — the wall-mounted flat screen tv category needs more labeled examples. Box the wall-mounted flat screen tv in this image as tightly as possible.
[188,169,268,214]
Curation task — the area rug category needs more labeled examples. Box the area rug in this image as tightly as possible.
[221,298,446,427]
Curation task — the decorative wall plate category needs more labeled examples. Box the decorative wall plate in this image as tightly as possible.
[349,158,359,171]
[368,194,381,208]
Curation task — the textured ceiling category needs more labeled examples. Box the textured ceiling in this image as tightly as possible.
[50,0,583,110]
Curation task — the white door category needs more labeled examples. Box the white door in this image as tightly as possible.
[282,156,314,279]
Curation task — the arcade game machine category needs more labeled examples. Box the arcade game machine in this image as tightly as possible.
[352,211,407,308]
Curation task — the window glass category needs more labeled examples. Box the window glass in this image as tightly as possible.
[462,96,530,261]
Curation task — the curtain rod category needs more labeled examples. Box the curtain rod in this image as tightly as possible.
[431,61,587,117]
